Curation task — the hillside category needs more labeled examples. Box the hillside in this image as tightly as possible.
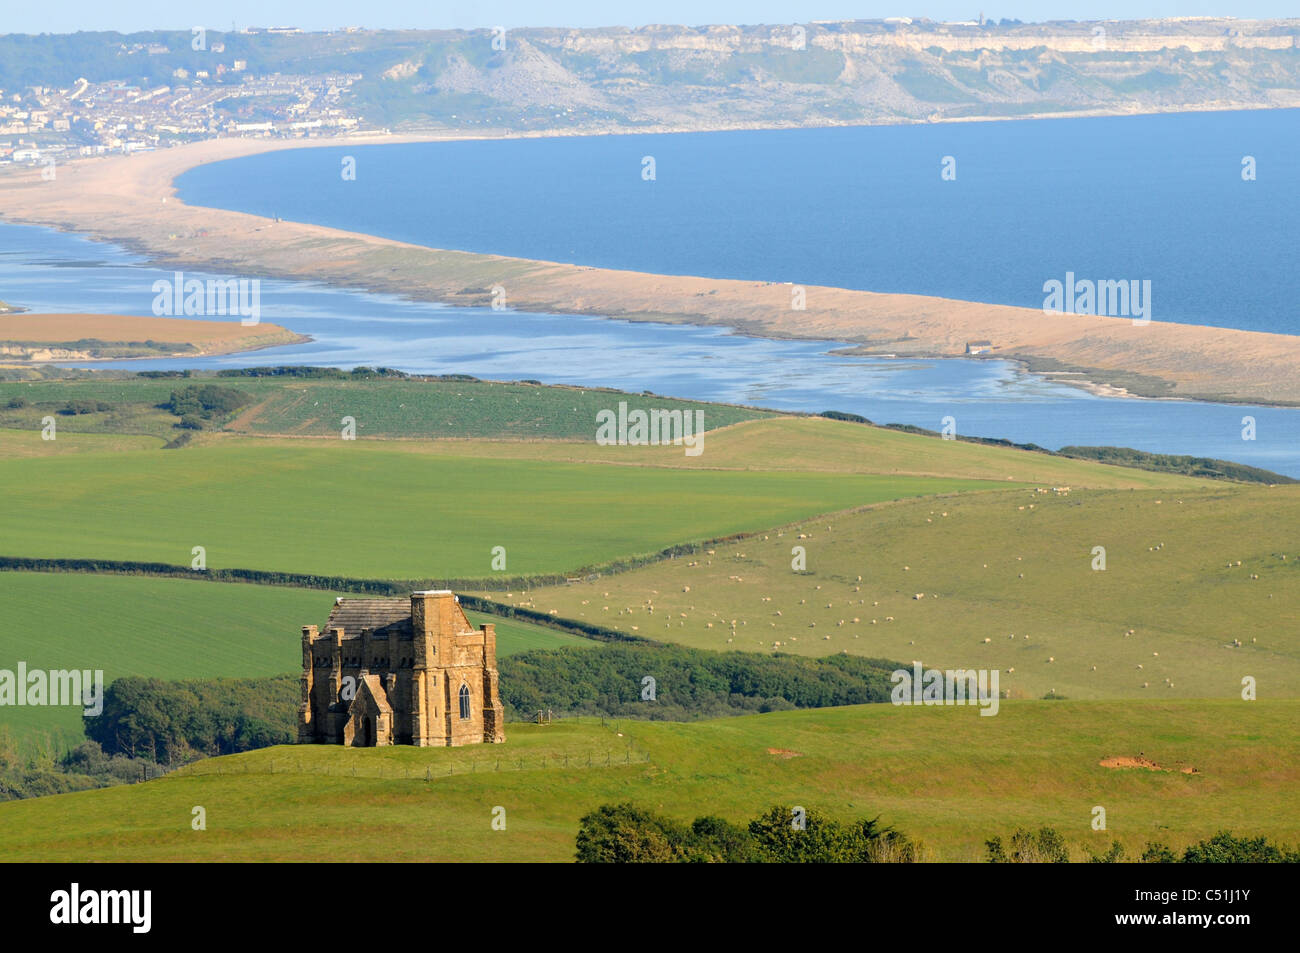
[0,700,1294,861]
[3,20,1299,134]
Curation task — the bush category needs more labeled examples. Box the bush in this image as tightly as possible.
[58,399,111,415]
[5,396,29,409]
[986,827,1071,863]
[161,383,252,420]
[575,802,917,863]
[499,644,899,721]
[85,674,298,764]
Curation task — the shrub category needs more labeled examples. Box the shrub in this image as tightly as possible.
[986,827,1071,863]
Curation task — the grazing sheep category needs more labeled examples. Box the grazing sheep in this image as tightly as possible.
[982,637,991,644]
[1047,657,1055,663]
[914,593,925,600]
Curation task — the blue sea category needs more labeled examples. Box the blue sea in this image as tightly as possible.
[176,109,1300,334]
[3,221,1300,476]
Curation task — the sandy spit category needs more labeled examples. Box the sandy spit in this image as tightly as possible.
[1,134,1298,406]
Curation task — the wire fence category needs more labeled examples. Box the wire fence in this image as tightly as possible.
[171,747,652,782]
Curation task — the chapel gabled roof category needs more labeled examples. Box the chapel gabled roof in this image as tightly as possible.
[324,598,412,639]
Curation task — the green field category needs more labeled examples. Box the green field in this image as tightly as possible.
[0,435,1008,577]
[0,375,766,441]
[0,699,1293,862]
[513,484,1300,700]
[0,573,591,749]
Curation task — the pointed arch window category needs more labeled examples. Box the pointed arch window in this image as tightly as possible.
[458,683,471,720]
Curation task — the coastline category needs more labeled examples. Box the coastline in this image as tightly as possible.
[0,313,308,362]
[2,131,1300,407]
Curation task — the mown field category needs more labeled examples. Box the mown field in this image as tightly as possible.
[0,573,591,750]
[509,483,1300,700]
[0,433,1008,578]
[0,699,1293,862]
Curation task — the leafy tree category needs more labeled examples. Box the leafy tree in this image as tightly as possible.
[575,803,689,863]
[1181,831,1300,863]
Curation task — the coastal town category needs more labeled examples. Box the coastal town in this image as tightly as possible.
[0,29,368,164]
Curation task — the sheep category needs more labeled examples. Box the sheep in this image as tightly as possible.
[903,565,910,571]
[1047,657,1055,663]
[982,637,992,644]
[914,593,925,600]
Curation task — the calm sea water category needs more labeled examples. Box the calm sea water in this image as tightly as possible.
[176,110,1300,334]
[3,222,1299,476]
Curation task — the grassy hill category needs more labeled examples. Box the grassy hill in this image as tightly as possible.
[0,375,766,442]
[511,483,1300,700]
[0,573,590,750]
[0,699,1293,862]
[0,434,1008,578]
